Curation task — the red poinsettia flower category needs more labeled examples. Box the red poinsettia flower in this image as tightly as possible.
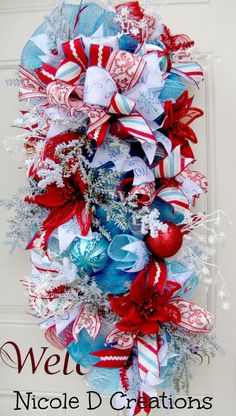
[25,172,92,253]
[162,90,204,148]
[25,132,92,253]
[109,259,181,334]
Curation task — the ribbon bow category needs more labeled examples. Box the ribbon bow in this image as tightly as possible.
[19,39,158,146]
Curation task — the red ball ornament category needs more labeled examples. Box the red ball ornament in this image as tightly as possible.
[146,222,183,258]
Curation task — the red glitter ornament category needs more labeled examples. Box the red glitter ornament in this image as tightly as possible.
[146,222,183,258]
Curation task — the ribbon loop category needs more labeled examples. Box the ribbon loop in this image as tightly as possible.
[62,38,88,71]
[55,58,84,84]
[106,50,147,92]
[46,81,80,109]
[108,92,135,115]
[169,299,213,332]
[84,66,117,107]
[89,44,113,68]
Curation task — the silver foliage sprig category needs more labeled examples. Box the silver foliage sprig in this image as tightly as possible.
[0,187,48,251]
[163,324,224,393]
[55,137,92,179]
[26,260,112,320]
[86,168,138,233]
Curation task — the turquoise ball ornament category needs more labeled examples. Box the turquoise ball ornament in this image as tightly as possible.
[69,233,109,274]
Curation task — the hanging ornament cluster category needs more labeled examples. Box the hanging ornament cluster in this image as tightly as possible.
[6,1,229,414]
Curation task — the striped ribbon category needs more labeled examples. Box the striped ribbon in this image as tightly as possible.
[118,113,156,144]
[109,93,135,115]
[137,334,159,381]
[109,93,156,144]
[37,37,88,85]
[153,145,194,178]
[55,58,84,85]
[157,186,190,217]
[172,62,204,86]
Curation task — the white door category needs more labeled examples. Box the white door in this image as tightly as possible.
[0,1,235,415]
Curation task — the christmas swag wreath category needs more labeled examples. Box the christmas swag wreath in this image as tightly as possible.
[4,1,229,414]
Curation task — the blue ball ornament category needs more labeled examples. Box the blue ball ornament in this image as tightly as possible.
[69,233,109,274]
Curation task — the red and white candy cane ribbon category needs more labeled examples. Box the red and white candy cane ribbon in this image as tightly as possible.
[73,306,101,341]
[152,145,195,179]
[169,299,213,332]
[157,185,190,217]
